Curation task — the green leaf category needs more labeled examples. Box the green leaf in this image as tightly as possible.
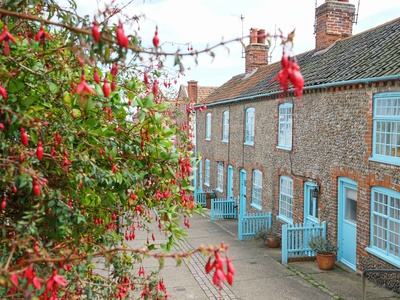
[49,82,59,94]
[8,79,24,92]
[85,118,98,128]
[21,95,38,108]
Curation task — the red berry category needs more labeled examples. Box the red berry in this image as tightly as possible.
[20,128,29,146]
[92,19,100,43]
[36,141,44,160]
[33,183,40,196]
[152,27,159,49]
[94,68,101,84]
[103,77,110,98]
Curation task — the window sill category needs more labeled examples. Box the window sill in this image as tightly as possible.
[215,188,223,193]
[276,145,292,151]
[251,203,262,211]
[244,142,254,146]
[204,183,210,187]
[277,215,293,225]
[205,138,211,141]
[369,156,400,167]
[222,139,229,143]
[366,246,400,268]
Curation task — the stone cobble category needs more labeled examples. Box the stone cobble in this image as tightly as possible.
[175,234,238,299]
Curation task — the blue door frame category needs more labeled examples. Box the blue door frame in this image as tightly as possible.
[338,177,358,271]
[198,159,203,192]
[304,182,319,227]
[239,169,247,216]
[227,165,233,199]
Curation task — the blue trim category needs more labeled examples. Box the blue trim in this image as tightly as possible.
[278,175,294,222]
[250,203,262,211]
[193,110,198,202]
[371,92,400,165]
[369,186,400,267]
[244,107,255,145]
[222,110,229,142]
[304,181,319,224]
[196,75,400,108]
[366,247,400,268]
[369,156,400,166]
[251,169,263,208]
[204,159,210,186]
[277,103,293,150]
[338,177,358,270]
[276,146,291,151]
[205,113,211,140]
[277,215,293,225]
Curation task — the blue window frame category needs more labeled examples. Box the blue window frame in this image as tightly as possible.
[251,169,262,210]
[205,113,211,140]
[217,162,224,192]
[278,176,293,223]
[277,103,293,150]
[371,92,400,166]
[222,111,229,142]
[245,107,255,145]
[204,159,210,186]
[367,187,400,267]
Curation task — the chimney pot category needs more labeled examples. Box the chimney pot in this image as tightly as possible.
[250,28,258,44]
[245,27,269,74]
[187,80,198,102]
[257,29,266,44]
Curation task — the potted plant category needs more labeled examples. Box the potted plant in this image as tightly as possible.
[308,235,338,270]
[205,190,216,209]
[255,226,281,248]
[265,227,282,248]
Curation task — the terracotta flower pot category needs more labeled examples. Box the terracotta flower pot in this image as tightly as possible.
[316,252,336,270]
[266,235,281,248]
[206,197,211,209]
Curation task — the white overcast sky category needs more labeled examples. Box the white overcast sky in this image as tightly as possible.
[80,0,400,89]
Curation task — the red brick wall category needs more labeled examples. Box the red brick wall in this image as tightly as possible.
[315,1,356,50]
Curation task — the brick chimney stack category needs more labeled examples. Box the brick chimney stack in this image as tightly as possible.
[187,80,198,103]
[245,28,269,74]
[315,0,356,50]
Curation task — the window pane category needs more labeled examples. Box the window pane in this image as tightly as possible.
[371,188,400,261]
[278,104,292,149]
[373,94,400,162]
[279,176,293,221]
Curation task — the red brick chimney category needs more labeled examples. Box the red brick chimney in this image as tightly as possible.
[187,80,198,103]
[245,28,269,74]
[315,0,356,50]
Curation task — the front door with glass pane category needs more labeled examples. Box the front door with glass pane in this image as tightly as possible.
[227,165,233,199]
[338,177,358,270]
[304,182,319,227]
[239,170,247,216]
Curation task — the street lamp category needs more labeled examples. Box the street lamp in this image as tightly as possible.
[311,186,319,198]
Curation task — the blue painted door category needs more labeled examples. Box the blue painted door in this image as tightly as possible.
[198,159,203,192]
[227,165,233,199]
[304,182,319,227]
[239,170,247,216]
[338,177,358,270]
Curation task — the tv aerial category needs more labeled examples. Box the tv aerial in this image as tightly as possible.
[231,14,245,58]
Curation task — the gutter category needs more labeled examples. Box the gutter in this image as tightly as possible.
[197,74,400,108]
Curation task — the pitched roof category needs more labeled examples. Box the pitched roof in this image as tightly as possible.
[204,17,400,104]
[177,84,217,101]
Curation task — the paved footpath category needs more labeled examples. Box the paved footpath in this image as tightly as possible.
[155,211,400,300]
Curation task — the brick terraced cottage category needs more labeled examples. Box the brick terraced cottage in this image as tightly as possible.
[194,0,400,292]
